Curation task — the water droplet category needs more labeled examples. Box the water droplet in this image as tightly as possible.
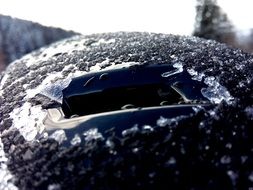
[161,62,183,77]
[71,134,81,145]
[49,130,67,144]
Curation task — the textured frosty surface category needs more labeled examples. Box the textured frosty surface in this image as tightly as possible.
[0,32,252,189]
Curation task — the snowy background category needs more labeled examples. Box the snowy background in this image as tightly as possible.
[0,0,252,36]
[0,0,253,72]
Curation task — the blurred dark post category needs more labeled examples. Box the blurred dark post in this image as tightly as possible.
[193,0,236,46]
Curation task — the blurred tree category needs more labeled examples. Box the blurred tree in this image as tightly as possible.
[0,15,78,72]
[193,0,235,43]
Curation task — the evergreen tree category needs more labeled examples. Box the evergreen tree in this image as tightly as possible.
[193,0,234,42]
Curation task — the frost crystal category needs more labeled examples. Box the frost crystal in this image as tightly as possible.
[49,130,67,144]
[161,62,183,77]
[70,134,81,145]
[201,76,234,104]
[157,116,169,127]
[83,128,103,141]
[187,68,205,81]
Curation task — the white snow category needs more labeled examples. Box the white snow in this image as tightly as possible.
[9,102,46,141]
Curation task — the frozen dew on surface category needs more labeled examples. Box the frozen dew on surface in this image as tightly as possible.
[9,102,46,141]
[25,64,86,103]
[201,76,234,104]
[70,134,81,145]
[49,130,67,144]
[83,128,104,142]
[161,62,183,77]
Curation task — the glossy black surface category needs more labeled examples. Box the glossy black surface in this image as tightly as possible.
[62,64,208,118]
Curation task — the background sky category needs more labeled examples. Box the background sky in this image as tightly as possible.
[0,0,252,35]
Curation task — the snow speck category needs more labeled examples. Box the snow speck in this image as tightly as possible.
[83,128,103,142]
[201,76,234,104]
[0,138,18,190]
[220,155,231,164]
[48,184,61,190]
[9,102,46,141]
[49,130,67,144]
[248,172,253,182]
[156,116,169,127]
[245,106,253,119]
[70,134,81,145]
[161,62,183,77]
